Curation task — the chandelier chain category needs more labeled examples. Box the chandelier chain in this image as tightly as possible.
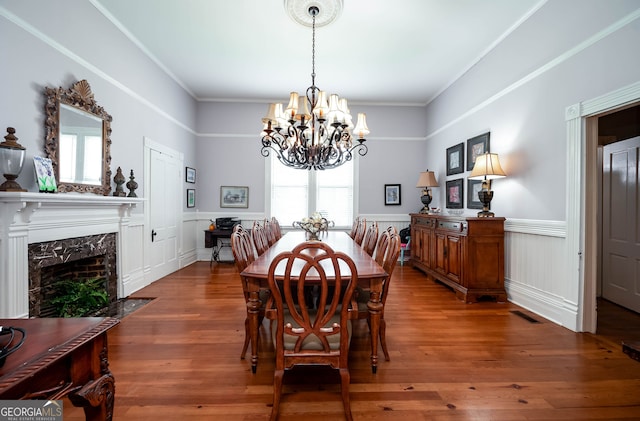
[311,9,316,87]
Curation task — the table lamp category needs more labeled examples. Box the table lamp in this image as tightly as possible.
[468,152,506,217]
[0,127,27,192]
[416,170,438,213]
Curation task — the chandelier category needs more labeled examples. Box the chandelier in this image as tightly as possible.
[260,2,369,170]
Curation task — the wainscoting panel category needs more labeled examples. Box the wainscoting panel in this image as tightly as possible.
[187,213,413,264]
[504,218,576,329]
[183,212,579,328]
[120,215,146,297]
[180,214,198,268]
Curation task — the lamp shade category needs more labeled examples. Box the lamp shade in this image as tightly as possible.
[312,91,329,120]
[416,170,438,188]
[285,92,299,119]
[353,113,369,138]
[262,103,278,124]
[469,153,506,180]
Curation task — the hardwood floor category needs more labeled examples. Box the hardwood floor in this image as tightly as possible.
[597,298,640,345]
[63,262,640,420]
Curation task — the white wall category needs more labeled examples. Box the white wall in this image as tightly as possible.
[0,0,199,296]
[0,0,198,198]
[422,0,640,330]
[195,101,429,215]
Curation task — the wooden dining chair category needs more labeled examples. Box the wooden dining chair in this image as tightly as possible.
[355,229,401,361]
[263,219,278,246]
[252,221,270,256]
[231,225,270,360]
[266,241,358,421]
[374,227,391,267]
[361,220,379,256]
[348,217,359,239]
[271,217,282,241]
[353,218,367,246]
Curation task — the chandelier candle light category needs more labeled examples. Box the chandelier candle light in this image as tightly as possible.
[260,0,369,170]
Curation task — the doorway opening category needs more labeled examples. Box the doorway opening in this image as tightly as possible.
[592,103,640,349]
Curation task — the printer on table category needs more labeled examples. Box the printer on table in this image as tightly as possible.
[216,217,240,230]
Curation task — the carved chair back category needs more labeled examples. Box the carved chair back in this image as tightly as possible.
[266,241,357,421]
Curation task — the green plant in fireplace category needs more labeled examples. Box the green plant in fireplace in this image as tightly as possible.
[50,277,109,317]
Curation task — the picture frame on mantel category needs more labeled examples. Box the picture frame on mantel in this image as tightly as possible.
[33,156,57,192]
[446,178,464,209]
[446,142,464,175]
[466,132,490,171]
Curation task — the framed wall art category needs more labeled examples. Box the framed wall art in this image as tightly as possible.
[446,178,464,209]
[33,156,57,192]
[466,132,490,171]
[467,179,484,210]
[186,189,195,208]
[446,142,464,175]
[185,167,196,183]
[384,184,401,205]
[220,186,249,208]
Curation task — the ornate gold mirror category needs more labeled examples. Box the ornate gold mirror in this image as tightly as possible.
[44,80,112,195]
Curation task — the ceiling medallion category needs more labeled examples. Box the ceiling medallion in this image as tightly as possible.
[284,0,343,27]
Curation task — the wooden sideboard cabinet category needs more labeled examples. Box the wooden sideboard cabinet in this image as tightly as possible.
[410,213,506,303]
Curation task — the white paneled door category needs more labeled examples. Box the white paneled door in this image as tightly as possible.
[602,136,640,313]
[149,147,180,281]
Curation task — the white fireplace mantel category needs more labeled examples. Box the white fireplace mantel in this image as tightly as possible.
[0,192,145,318]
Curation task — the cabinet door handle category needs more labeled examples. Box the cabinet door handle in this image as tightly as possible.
[151,229,157,242]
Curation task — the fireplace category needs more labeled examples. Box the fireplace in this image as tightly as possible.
[28,233,118,317]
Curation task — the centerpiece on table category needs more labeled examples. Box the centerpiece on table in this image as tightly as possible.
[292,212,334,241]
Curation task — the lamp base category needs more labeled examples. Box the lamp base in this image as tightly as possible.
[420,191,432,214]
[477,190,494,218]
[0,177,26,192]
[476,210,495,217]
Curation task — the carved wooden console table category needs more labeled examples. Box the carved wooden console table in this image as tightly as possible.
[0,317,119,421]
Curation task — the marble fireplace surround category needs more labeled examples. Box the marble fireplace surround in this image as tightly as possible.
[0,192,143,318]
[28,232,117,317]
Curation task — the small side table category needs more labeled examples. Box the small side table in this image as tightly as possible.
[0,317,119,421]
[204,229,234,265]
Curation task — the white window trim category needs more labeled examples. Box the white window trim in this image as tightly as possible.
[264,156,360,230]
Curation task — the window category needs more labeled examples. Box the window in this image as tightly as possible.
[269,156,355,228]
[60,132,102,184]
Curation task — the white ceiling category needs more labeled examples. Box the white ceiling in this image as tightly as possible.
[92,0,542,105]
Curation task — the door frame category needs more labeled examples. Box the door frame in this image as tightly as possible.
[143,137,184,282]
[567,81,640,332]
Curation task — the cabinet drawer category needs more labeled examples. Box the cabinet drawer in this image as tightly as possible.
[437,220,467,233]
[413,217,435,228]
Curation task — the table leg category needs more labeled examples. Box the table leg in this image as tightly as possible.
[246,278,262,374]
[367,277,384,374]
[67,338,115,421]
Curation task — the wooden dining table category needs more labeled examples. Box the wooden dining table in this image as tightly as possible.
[240,230,388,374]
